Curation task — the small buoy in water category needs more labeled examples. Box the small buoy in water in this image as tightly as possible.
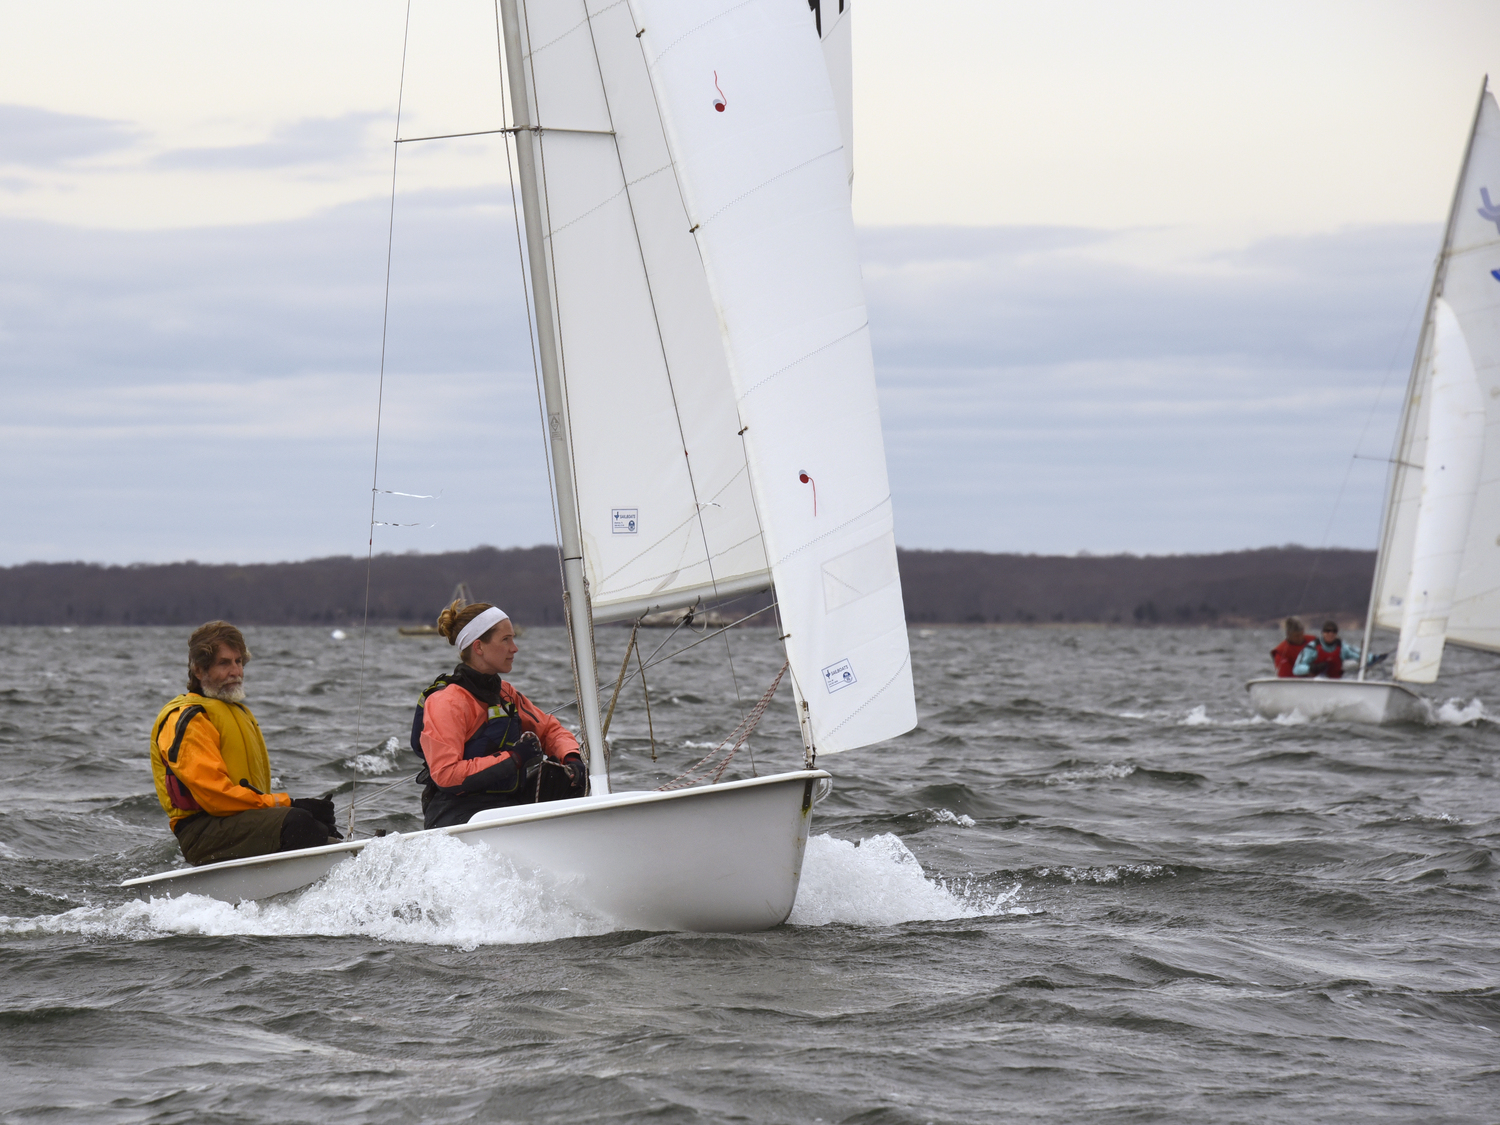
[331,629,347,640]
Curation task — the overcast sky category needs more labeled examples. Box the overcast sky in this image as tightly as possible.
[3,1,1499,565]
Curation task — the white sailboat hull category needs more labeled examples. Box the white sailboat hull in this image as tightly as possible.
[121,770,829,933]
[1245,678,1428,724]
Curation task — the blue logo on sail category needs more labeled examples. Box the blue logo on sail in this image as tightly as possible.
[1480,187,1500,233]
[612,509,638,534]
[822,659,857,694]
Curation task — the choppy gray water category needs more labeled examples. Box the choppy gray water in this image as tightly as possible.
[1,623,1497,1123]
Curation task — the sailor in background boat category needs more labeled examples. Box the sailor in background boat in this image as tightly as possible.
[1293,621,1367,679]
[1270,617,1313,677]
[149,621,343,866]
[411,600,587,829]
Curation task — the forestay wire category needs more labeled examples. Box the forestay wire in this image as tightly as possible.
[349,0,415,840]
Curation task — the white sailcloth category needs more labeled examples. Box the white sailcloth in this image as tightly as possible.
[1373,87,1500,662]
[815,0,854,186]
[516,0,770,622]
[632,0,915,752]
[1395,300,1485,682]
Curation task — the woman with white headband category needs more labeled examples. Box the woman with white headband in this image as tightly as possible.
[409,598,588,829]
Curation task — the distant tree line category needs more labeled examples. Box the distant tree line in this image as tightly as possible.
[0,545,1373,628]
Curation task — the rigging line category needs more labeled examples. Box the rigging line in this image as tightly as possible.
[601,620,640,738]
[637,584,773,666]
[351,0,415,841]
[1295,287,1427,613]
[635,640,658,761]
[396,125,614,143]
[541,602,778,717]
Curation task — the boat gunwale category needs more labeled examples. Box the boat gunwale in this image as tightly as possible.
[119,768,830,890]
[1243,677,1425,700]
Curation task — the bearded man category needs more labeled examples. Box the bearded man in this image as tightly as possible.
[150,620,341,866]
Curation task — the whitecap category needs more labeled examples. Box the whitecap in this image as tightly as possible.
[345,735,403,774]
[1046,762,1136,785]
[1032,863,1171,884]
[924,809,976,828]
[1179,704,1211,726]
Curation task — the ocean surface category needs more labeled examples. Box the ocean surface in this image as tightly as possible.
[1,623,1497,1123]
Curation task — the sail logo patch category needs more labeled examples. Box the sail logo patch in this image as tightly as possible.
[1480,187,1500,234]
[612,509,638,534]
[821,659,857,694]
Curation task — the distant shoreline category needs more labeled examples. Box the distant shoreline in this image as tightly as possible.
[0,545,1374,628]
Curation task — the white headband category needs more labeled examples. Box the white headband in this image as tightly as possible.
[455,606,509,652]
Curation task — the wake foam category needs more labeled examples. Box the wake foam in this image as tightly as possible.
[1,834,614,950]
[1433,697,1489,725]
[3,833,1025,946]
[788,833,1024,926]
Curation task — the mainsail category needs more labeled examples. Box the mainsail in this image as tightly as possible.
[1369,83,1500,671]
[509,0,915,753]
[1393,300,1485,681]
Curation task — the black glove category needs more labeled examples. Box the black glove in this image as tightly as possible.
[511,732,545,785]
[291,796,337,830]
[562,754,588,794]
[1367,652,1389,667]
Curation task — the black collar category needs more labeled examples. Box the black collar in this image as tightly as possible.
[451,662,502,706]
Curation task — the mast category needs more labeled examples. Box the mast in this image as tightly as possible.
[498,0,610,793]
[1358,76,1489,682]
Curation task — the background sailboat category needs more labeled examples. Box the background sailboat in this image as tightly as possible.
[1248,79,1500,724]
[126,0,917,928]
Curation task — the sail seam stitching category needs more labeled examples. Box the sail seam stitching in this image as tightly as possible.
[646,0,760,64]
[772,495,892,566]
[595,465,756,586]
[699,146,842,228]
[528,0,628,59]
[544,162,673,239]
[740,320,867,399]
[599,529,769,594]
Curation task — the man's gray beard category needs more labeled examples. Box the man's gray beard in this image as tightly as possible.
[202,682,246,704]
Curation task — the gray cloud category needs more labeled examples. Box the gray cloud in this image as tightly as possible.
[150,113,386,171]
[0,202,1441,563]
[0,104,142,167]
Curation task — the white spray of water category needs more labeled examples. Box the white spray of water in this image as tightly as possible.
[1433,697,1488,725]
[1180,704,1212,726]
[4,831,1016,947]
[787,833,1024,926]
[2,835,614,950]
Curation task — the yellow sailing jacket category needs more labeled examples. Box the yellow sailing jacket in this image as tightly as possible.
[150,694,290,826]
